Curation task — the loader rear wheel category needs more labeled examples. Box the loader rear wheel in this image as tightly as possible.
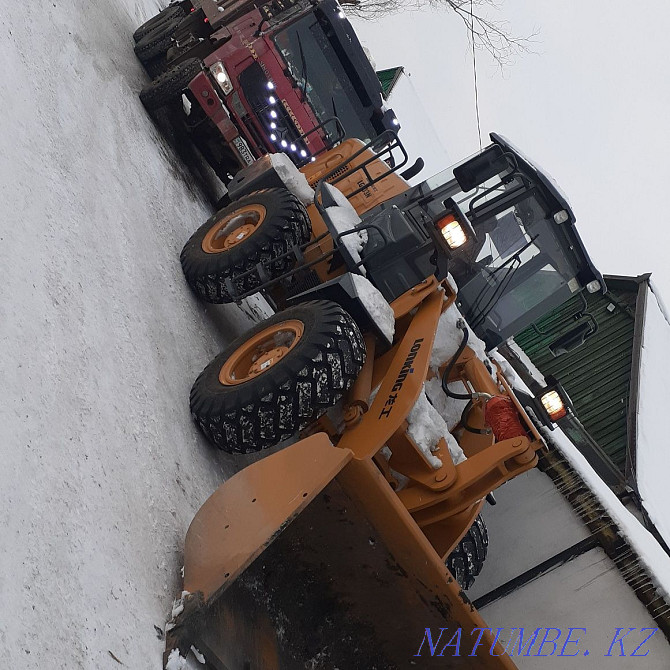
[133,5,185,43]
[446,514,488,590]
[139,58,202,111]
[180,188,311,303]
[190,301,366,453]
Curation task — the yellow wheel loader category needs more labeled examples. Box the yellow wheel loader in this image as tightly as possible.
[166,133,603,668]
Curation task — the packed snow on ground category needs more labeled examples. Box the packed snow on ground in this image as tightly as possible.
[322,182,368,269]
[269,152,314,205]
[350,274,395,343]
[406,389,466,467]
[0,1,273,666]
[635,283,670,549]
[500,363,670,600]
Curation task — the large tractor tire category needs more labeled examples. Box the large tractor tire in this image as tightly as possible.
[133,5,185,43]
[446,514,489,590]
[180,188,311,303]
[190,301,366,453]
[139,58,201,111]
[134,14,182,64]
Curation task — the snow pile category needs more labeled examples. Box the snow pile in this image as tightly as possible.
[350,274,395,343]
[165,649,187,670]
[430,301,488,369]
[406,388,466,467]
[500,361,670,600]
[424,376,469,431]
[269,153,314,205]
[323,182,368,269]
[635,284,670,548]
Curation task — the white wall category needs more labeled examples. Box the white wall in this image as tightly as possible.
[384,72,452,185]
[470,469,670,668]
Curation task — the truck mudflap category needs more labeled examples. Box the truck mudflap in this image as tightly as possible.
[164,435,517,669]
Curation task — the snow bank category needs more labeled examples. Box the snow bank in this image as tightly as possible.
[269,153,314,205]
[407,388,466,467]
[323,182,368,269]
[635,284,670,548]
[350,274,395,343]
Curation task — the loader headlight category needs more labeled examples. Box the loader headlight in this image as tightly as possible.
[436,215,467,249]
[209,62,233,96]
[540,389,567,422]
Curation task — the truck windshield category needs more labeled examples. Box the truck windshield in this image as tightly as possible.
[273,14,376,143]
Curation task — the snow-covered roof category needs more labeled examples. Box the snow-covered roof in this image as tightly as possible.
[634,280,670,550]
[495,354,670,601]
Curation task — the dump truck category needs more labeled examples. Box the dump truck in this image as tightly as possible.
[164,133,603,667]
[133,0,400,183]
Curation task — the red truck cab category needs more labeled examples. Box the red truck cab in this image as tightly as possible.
[136,0,400,182]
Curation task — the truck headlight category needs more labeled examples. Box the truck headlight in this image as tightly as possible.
[436,215,467,249]
[540,389,567,421]
[209,62,233,96]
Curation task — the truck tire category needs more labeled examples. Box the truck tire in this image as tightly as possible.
[133,5,185,43]
[190,301,366,453]
[134,15,182,64]
[139,58,202,111]
[446,514,489,590]
[180,189,311,303]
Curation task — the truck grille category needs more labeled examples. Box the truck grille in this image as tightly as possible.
[238,62,311,166]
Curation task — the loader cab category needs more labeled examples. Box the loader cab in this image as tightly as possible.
[393,133,604,350]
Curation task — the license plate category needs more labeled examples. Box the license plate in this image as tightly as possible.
[232,136,255,166]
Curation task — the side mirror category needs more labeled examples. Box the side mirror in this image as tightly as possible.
[453,145,509,192]
[400,157,424,181]
[549,316,597,357]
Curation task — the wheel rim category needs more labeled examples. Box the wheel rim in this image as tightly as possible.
[219,320,305,385]
[201,204,267,254]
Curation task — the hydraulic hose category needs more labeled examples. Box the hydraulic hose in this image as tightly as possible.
[441,320,474,400]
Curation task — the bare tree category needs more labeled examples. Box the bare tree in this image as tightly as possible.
[340,0,536,67]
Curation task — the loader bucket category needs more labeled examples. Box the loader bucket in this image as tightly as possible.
[166,434,517,669]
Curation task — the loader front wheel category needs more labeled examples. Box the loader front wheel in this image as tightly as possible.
[190,301,366,453]
[180,188,311,303]
[446,514,489,590]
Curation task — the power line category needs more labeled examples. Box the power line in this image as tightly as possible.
[470,0,482,150]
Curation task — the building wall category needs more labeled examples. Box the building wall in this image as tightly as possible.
[471,469,670,668]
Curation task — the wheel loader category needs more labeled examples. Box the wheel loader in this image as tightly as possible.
[164,132,603,668]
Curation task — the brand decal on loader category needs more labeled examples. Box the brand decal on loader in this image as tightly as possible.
[379,338,424,419]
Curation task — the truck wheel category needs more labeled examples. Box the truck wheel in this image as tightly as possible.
[180,188,311,303]
[190,301,366,453]
[133,5,185,43]
[139,58,202,111]
[134,15,182,64]
[446,515,489,590]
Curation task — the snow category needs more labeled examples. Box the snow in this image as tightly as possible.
[503,338,547,385]
[0,1,273,666]
[166,649,187,670]
[501,366,670,601]
[406,388,466,467]
[322,182,368,269]
[424,376,469,431]
[268,152,314,205]
[635,283,670,548]
[349,274,395,343]
[430,302,488,369]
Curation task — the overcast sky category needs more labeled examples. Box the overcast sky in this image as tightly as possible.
[353,2,670,299]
